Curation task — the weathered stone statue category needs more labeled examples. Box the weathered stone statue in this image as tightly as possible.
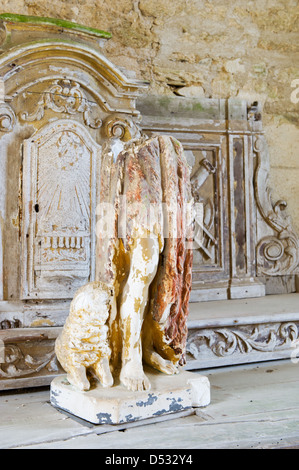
[55,134,209,393]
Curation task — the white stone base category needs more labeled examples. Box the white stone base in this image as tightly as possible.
[50,368,210,425]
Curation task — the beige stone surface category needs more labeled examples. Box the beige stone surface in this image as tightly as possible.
[1,0,298,229]
[265,119,299,232]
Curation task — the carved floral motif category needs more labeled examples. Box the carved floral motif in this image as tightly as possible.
[186,322,298,358]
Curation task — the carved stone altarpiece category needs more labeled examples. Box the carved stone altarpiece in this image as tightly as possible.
[0,14,298,390]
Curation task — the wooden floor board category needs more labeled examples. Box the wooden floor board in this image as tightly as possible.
[1,359,299,449]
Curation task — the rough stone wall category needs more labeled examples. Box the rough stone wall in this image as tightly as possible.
[1,0,299,229]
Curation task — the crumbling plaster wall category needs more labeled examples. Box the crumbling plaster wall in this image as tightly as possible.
[1,0,299,230]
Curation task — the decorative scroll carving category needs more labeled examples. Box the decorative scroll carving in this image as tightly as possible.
[0,103,16,132]
[103,114,141,142]
[186,322,299,358]
[254,136,299,275]
[0,342,58,378]
[20,79,102,129]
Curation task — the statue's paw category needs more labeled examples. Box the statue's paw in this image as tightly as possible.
[123,374,151,392]
[158,360,179,375]
[93,357,114,388]
[101,372,114,388]
[144,350,179,375]
[67,366,90,391]
[120,362,151,392]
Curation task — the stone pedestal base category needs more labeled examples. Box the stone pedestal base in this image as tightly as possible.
[50,368,210,425]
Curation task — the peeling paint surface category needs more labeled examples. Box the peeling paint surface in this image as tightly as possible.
[50,369,210,424]
[136,393,158,407]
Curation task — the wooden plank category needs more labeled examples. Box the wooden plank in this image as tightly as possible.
[0,300,70,327]
[2,360,299,449]
[18,409,299,449]
[0,389,93,448]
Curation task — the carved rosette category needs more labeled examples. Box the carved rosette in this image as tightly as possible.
[254,136,299,275]
[186,322,299,359]
[0,103,16,132]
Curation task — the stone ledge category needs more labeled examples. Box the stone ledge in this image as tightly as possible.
[188,293,299,328]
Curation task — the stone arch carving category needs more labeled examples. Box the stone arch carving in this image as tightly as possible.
[0,38,146,115]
